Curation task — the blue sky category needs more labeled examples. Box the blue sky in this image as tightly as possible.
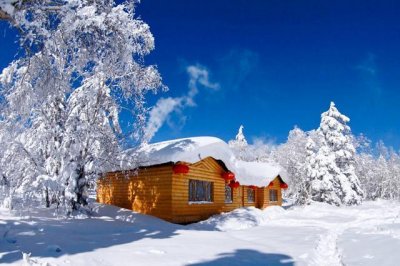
[1,0,400,149]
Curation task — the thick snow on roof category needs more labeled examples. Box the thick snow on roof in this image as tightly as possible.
[130,136,286,187]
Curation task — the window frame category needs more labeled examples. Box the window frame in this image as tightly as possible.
[269,189,278,202]
[188,179,214,204]
[224,183,233,204]
[247,188,255,203]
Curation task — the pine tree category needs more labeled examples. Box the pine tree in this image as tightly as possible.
[306,102,363,205]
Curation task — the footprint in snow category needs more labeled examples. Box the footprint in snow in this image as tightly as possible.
[3,228,17,244]
[6,237,17,244]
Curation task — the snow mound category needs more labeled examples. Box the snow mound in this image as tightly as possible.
[133,136,233,166]
[126,136,287,187]
[192,206,285,231]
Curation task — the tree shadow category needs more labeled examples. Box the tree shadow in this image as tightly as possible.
[0,205,294,265]
[0,204,182,264]
[187,249,295,266]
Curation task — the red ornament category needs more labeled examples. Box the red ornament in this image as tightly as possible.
[268,182,274,187]
[222,171,235,181]
[229,180,240,189]
[280,183,288,189]
[249,185,257,190]
[173,164,189,174]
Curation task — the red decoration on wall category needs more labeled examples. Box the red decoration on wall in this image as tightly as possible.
[221,171,235,181]
[229,180,240,189]
[268,182,274,187]
[249,185,257,190]
[280,183,288,189]
[173,164,189,174]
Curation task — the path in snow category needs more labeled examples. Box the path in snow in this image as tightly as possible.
[251,201,400,266]
[310,229,344,266]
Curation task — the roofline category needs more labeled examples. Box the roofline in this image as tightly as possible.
[277,175,287,184]
[101,157,287,187]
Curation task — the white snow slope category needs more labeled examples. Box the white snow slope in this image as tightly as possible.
[127,136,286,187]
[1,200,400,266]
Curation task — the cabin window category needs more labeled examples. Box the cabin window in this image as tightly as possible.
[247,188,255,203]
[225,184,233,203]
[189,179,213,203]
[269,189,278,202]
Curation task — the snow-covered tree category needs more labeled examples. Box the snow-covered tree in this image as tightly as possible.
[306,102,363,205]
[355,139,400,201]
[229,125,249,160]
[272,126,310,202]
[386,149,400,199]
[0,0,164,212]
[228,125,276,162]
[250,138,276,163]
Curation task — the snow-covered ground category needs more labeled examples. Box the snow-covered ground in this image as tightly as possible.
[1,200,399,266]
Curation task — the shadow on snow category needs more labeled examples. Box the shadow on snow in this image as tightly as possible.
[0,203,294,265]
[0,204,181,264]
[187,249,294,266]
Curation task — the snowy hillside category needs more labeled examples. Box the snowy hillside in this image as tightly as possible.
[1,200,399,265]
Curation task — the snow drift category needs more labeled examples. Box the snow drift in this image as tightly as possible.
[192,206,286,231]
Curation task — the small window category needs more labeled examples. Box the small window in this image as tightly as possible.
[189,179,213,203]
[247,188,255,203]
[269,189,278,202]
[225,184,233,203]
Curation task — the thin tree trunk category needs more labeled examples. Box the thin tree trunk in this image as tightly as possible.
[45,187,50,208]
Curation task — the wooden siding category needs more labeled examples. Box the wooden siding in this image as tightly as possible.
[257,177,283,209]
[97,165,174,222]
[97,156,284,224]
[170,157,230,223]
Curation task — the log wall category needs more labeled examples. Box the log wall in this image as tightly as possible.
[97,157,284,224]
[170,157,232,223]
[97,165,174,222]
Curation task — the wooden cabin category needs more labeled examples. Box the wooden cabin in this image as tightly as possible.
[97,154,288,224]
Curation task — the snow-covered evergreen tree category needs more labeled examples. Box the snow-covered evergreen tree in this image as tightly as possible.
[229,125,249,160]
[306,102,363,205]
[228,125,276,163]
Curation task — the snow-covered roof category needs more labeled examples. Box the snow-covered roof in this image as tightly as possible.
[127,136,286,187]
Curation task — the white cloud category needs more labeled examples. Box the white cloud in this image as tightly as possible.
[143,64,219,143]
